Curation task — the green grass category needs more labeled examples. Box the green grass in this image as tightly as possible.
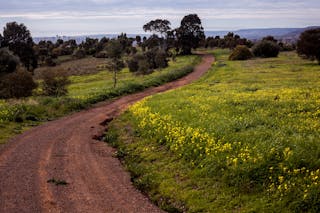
[0,55,199,144]
[106,50,320,212]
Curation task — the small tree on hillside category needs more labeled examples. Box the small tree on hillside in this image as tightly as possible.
[105,40,125,88]
[297,28,320,64]
[2,22,37,71]
[176,14,205,55]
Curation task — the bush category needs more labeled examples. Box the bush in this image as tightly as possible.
[94,51,108,58]
[155,50,169,68]
[252,40,280,58]
[229,45,253,60]
[41,70,70,96]
[138,59,151,74]
[72,48,86,59]
[0,69,37,98]
[0,48,20,75]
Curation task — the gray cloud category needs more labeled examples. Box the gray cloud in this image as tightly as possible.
[0,0,319,36]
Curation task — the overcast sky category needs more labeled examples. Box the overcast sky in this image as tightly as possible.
[1,0,319,36]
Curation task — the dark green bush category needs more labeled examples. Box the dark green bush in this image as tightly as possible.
[229,45,253,60]
[72,48,86,59]
[41,70,70,97]
[0,70,37,98]
[253,40,280,58]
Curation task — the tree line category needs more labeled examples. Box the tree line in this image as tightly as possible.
[0,14,319,99]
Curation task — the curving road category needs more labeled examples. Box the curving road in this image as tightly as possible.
[0,54,214,213]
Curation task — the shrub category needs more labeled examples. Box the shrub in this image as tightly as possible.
[0,69,37,98]
[253,40,280,58]
[155,50,168,68]
[41,70,70,96]
[0,48,20,75]
[72,48,86,59]
[229,45,253,60]
[94,51,108,58]
[138,59,151,74]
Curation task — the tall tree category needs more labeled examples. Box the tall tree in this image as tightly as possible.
[0,34,3,47]
[143,19,171,49]
[143,19,171,37]
[297,28,320,64]
[2,22,37,71]
[176,14,205,55]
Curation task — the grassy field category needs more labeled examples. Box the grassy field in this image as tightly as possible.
[0,55,199,144]
[106,49,320,212]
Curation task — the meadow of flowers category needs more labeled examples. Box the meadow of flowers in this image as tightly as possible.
[111,50,320,212]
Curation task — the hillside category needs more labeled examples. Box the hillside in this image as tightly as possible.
[206,26,320,41]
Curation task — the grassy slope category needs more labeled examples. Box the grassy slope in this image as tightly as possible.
[106,50,320,212]
[0,55,199,144]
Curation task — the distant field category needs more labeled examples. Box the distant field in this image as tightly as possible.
[0,55,199,144]
[107,50,320,212]
[34,56,107,79]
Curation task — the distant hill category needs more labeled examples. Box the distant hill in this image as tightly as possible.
[206,26,320,42]
[34,26,320,44]
[33,34,148,44]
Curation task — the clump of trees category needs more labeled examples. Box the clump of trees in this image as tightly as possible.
[0,22,38,98]
[297,28,320,64]
[229,45,253,60]
[205,33,253,49]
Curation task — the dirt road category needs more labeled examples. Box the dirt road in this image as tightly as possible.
[0,54,214,212]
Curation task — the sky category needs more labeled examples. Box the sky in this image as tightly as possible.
[0,0,319,37]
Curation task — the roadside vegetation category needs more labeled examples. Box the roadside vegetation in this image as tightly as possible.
[106,49,320,212]
[0,55,199,144]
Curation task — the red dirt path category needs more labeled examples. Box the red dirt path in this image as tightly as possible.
[0,54,214,212]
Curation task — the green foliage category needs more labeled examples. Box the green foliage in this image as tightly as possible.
[253,40,280,58]
[176,14,205,55]
[2,22,37,71]
[0,48,20,75]
[41,70,71,96]
[72,48,86,59]
[109,50,320,212]
[297,28,320,64]
[0,55,199,144]
[229,45,253,60]
[0,70,37,98]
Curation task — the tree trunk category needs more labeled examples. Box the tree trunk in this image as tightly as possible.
[113,71,117,88]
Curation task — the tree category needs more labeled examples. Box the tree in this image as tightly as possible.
[297,28,320,64]
[0,48,20,75]
[0,34,3,47]
[105,40,125,88]
[176,14,205,55]
[2,22,37,71]
[252,40,280,58]
[263,36,278,43]
[143,19,171,37]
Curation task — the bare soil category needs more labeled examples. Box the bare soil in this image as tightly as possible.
[0,54,214,212]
